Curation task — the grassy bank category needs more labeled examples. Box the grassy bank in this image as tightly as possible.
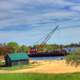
[0,73,80,80]
[0,60,40,70]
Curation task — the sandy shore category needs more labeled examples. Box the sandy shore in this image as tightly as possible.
[0,60,80,74]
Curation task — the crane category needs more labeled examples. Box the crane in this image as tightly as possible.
[28,25,80,56]
[29,25,59,54]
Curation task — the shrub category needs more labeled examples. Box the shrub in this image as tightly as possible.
[65,48,80,67]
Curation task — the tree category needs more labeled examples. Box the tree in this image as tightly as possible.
[65,48,80,67]
[6,42,19,53]
[19,45,29,53]
[0,46,14,55]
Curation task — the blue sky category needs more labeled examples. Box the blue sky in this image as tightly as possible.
[0,0,80,46]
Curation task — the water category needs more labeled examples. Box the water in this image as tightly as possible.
[30,56,64,60]
[64,47,76,53]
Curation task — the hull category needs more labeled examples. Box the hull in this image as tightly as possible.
[28,50,68,57]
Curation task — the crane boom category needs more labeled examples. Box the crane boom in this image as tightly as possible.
[41,25,59,45]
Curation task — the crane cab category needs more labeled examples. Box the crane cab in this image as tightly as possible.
[28,47,37,54]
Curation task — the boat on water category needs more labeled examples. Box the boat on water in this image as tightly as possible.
[28,49,68,57]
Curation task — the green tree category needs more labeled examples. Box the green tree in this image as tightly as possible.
[43,44,62,51]
[7,42,19,53]
[20,45,29,53]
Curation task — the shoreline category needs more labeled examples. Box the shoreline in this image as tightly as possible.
[0,60,80,74]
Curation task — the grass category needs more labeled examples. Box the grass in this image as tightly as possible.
[0,64,35,70]
[0,61,40,70]
[0,72,80,80]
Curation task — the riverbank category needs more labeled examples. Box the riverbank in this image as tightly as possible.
[0,60,80,74]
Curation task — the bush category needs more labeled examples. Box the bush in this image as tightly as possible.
[65,48,80,67]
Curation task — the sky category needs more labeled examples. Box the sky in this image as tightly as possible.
[0,0,80,46]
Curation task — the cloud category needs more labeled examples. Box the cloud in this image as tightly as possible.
[70,5,80,11]
[0,0,80,45]
[0,0,19,10]
[67,0,80,3]
[0,9,78,31]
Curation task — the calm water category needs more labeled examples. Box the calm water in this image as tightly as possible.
[30,56,65,60]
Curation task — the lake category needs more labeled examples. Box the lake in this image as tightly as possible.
[30,56,65,60]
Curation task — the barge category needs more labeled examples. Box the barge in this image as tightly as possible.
[28,49,68,57]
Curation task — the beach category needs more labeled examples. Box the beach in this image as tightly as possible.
[0,60,80,74]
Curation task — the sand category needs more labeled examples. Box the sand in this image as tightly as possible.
[0,60,80,74]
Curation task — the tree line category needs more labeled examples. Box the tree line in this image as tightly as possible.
[0,41,80,56]
[0,42,29,55]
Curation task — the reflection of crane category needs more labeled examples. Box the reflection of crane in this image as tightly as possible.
[29,25,59,54]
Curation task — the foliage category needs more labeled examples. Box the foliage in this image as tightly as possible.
[64,42,80,48]
[0,41,80,56]
[34,44,63,52]
[19,45,29,53]
[43,44,60,51]
[0,73,80,80]
[6,42,19,53]
[0,42,30,55]
[65,49,80,67]
[0,46,13,55]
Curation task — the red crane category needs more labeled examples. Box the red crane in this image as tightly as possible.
[29,25,59,54]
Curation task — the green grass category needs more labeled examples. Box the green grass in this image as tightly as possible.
[0,73,80,80]
[0,61,41,70]
[0,64,35,70]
